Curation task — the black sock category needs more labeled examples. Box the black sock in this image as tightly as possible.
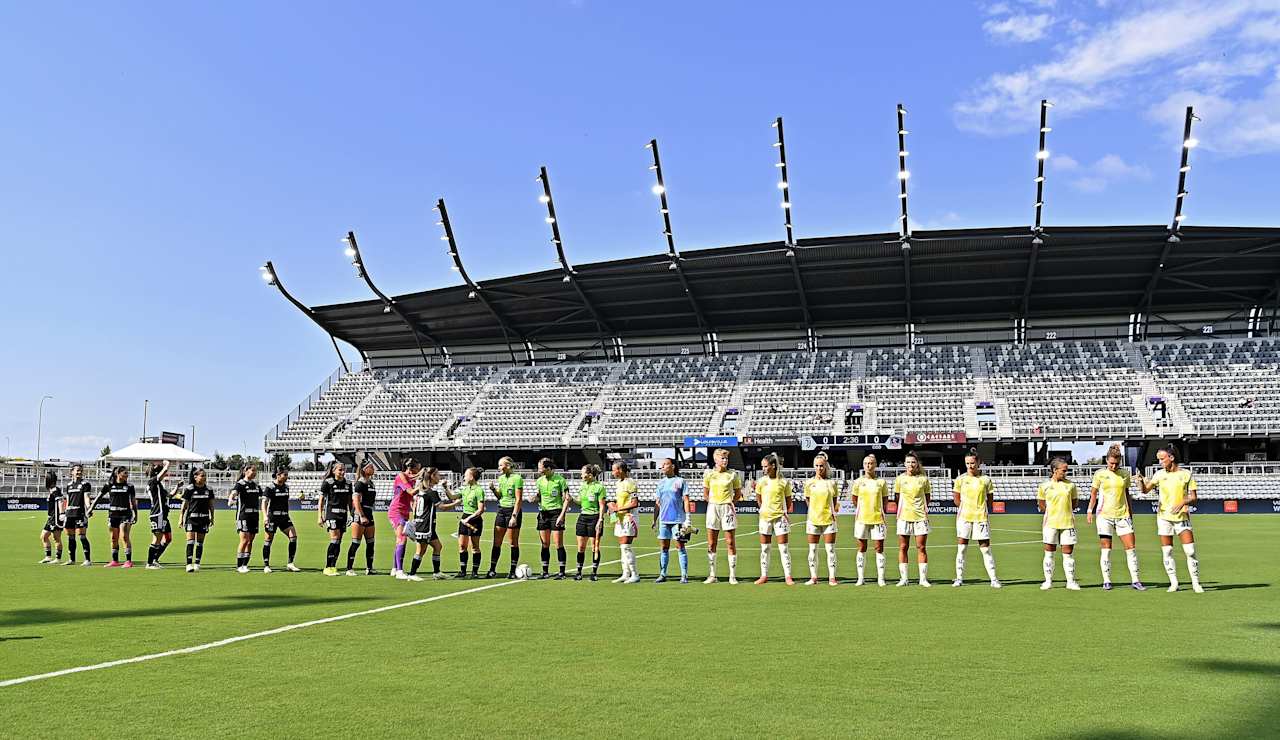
[81,536,91,561]
[287,538,297,564]
[147,545,156,565]
[69,538,78,561]
[157,539,170,558]
[186,541,194,565]
[365,541,375,570]
[459,551,469,572]
[592,549,600,575]
[511,546,520,574]
[576,550,585,573]
[489,545,501,571]
[55,545,63,559]
[541,546,550,574]
[471,551,481,574]
[111,547,119,563]
[557,547,566,574]
[410,555,422,575]
[431,555,441,574]
[263,541,271,566]
[326,541,339,568]
[44,544,51,558]
[195,542,204,564]
[346,541,360,570]
[237,553,247,569]
[124,548,131,563]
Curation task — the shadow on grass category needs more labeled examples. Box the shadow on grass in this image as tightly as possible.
[0,594,380,628]
[1200,582,1270,592]
[0,636,42,642]
[1252,623,1280,630]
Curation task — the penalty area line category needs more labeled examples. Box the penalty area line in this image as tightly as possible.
[0,579,522,689]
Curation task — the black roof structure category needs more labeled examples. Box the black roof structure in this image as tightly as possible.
[298,224,1280,361]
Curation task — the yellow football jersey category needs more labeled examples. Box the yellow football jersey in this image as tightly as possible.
[953,473,992,523]
[850,476,888,525]
[804,478,838,526]
[1091,468,1132,520]
[893,474,931,522]
[702,469,741,505]
[1152,469,1197,522]
[1038,479,1078,530]
[756,476,790,521]
[611,478,638,524]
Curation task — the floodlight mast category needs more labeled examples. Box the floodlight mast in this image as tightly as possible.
[436,198,521,364]
[646,138,711,336]
[773,117,813,339]
[896,104,913,329]
[259,260,351,373]
[344,230,437,367]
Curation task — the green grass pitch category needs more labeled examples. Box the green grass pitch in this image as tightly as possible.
[1,511,1277,738]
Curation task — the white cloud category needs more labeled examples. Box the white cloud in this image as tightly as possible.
[1052,153,1150,192]
[1049,153,1080,170]
[984,13,1054,42]
[1149,81,1280,155]
[955,0,1280,142]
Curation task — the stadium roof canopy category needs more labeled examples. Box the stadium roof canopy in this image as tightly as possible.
[296,224,1280,360]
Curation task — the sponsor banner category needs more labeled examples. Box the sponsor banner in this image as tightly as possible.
[683,435,738,448]
[905,431,968,445]
[1224,500,1238,513]
[992,501,1006,514]
[740,436,799,447]
[800,434,904,451]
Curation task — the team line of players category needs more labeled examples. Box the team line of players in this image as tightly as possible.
[34,444,1205,592]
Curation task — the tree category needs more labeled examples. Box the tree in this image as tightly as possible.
[211,452,228,471]
[227,454,245,471]
[100,444,111,458]
[270,452,293,473]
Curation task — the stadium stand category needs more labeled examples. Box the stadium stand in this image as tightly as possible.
[1142,339,1280,436]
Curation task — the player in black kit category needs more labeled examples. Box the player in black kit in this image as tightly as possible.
[62,465,94,565]
[92,466,138,568]
[146,461,177,569]
[228,464,264,573]
[39,471,65,564]
[319,462,354,576]
[347,461,378,576]
[402,467,460,581]
[261,468,300,573]
[179,468,216,572]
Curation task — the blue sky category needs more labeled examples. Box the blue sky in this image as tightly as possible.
[3,1,1279,461]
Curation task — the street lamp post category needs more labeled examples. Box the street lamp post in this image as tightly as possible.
[36,395,53,463]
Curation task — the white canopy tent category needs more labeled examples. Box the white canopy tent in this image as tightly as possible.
[100,442,209,464]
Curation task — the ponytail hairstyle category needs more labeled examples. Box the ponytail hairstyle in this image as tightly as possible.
[189,468,206,486]
[612,460,631,475]
[762,452,780,470]
[240,462,257,480]
[1106,444,1123,463]
[1158,445,1179,462]
[497,456,515,469]
[965,447,981,463]
[1049,456,1069,474]
[419,466,440,489]
[904,451,921,467]
[538,457,555,473]
[323,460,338,481]
[112,465,128,483]
[464,466,483,484]
[45,471,58,490]
[401,457,420,473]
[582,463,602,479]
[149,462,164,478]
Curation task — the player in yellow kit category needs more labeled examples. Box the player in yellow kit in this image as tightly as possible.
[951,449,1001,588]
[1037,458,1081,590]
[753,453,795,585]
[893,452,931,587]
[803,453,840,586]
[609,461,641,584]
[1087,444,1146,591]
[1136,447,1202,593]
[703,448,743,584]
[850,454,888,586]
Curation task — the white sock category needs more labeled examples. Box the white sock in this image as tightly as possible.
[876,553,886,581]
[824,543,837,581]
[759,543,771,578]
[898,561,908,581]
[1043,551,1055,582]
[980,546,996,581]
[620,544,632,577]
[1063,554,1076,583]
[808,544,819,579]
[918,562,928,583]
[728,553,737,579]
[628,545,639,577]
[856,551,866,580]
[1100,548,1112,583]
[708,549,717,577]
[955,544,967,580]
[779,543,792,579]
[1182,543,1200,584]
[1162,545,1177,586]
[1125,548,1141,583]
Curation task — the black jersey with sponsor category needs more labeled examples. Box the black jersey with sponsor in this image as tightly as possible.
[183,484,215,521]
[46,487,63,518]
[353,480,375,518]
[105,483,136,513]
[149,477,172,518]
[233,478,263,517]
[321,478,353,518]
[411,488,443,534]
[263,482,291,516]
[65,481,91,515]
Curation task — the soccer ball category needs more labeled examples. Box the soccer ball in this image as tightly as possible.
[514,564,533,580]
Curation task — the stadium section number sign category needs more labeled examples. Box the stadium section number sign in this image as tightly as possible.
[799,434,903,450]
